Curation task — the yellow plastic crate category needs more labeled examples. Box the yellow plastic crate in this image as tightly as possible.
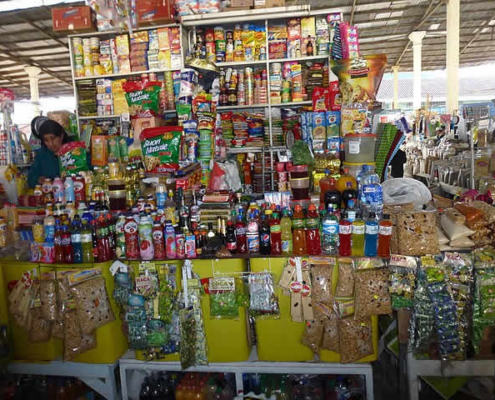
[1,261,128,363]
[252,257,378,363]
[193,259,251,362]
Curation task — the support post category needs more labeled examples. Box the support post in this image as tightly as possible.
[408,31,426,111]
[446,0,460,114]
[391,66,400,110]
[23,66,42,117]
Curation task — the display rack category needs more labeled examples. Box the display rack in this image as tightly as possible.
[119,349,374,400]
[7,359,119,400]
[67,23,187,131]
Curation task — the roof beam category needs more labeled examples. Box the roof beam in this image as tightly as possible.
[460,10,495,55]
[350,0,357,25]
[20,18,69,50]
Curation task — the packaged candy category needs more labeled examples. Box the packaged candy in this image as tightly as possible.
[58,142,88,175]
[388,255,417,310]
[140,126,183,173]
[209,277,239,319]
[124,81,162,119]
[248,272,280,318]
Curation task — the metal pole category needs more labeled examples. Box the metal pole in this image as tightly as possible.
[446,0,460,115]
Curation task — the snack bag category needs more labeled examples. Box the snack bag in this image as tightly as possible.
[140,126,183,173]
[58,142,88,175]
[331,54,387,105]
[124,81,162,119]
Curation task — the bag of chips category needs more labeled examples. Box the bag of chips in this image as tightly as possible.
[58,142,88,175]
[124,81,162,119]
[140,126,183,173]
[331,54,387,105]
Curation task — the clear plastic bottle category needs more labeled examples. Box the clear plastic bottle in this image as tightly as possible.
[351,212,365,257]
[361,167,383,218]
[80,220,94,263]
[321,204,339,255]
[71,216,82,263]
[280,209,293,255]
[364,212,379,257]
[305,204,321,255]
[292,205,306,255]
[378,214,393,258]
[338,212,352,256]
[346,199,357,223]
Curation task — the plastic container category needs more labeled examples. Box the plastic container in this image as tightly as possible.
[344,134,376,163]
[342,161,376,180]
[291,188,310,200]
[290,177,310,188]
[289,165,308,179]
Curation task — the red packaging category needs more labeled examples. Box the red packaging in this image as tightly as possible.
[312,87,329,112]
[52,6,95,33]
[135,0,174,27]
[327,81,341,111]
[74,175,86,206]
[124,217,140,260]
[152,223,166,259]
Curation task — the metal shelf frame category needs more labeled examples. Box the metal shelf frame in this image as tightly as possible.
[7,359,119,400]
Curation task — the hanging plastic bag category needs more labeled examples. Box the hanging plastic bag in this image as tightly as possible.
[382,178,431,209]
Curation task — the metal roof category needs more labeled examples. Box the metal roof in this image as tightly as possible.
[0,0,493,99]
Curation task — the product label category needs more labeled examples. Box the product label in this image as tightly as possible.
[71,233,81,243]
[236,227,246,236]
[270,225,281,233]
[363,184,383,206]
[209,277,235,292]
[282,240,293,253]
[290,281,303,293]
[54,236,62,245]
[348,140,360,154]
[44,225,55,240]
[365,224,379,235]
[339,225,352,235]
[292,219,305,229]
[260,233,270,245]
[379,226,393,236]
[227,241,237,251]
[124,221,138,234]
[322,221,339,235]
[81,233,92,243]
[247,234,260,252]
[41,182,52,194]
[352,225,365,235]
[152,230,164,241]
[306,217,318,229]
[301,284,311,297]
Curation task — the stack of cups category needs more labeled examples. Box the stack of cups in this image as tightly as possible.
[82,38,93,76]
[72,38,84,78]
[245,68,254,105]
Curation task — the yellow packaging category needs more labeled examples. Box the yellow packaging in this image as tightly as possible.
[158,50,172,70]
[301,17,316,38]
[116,34,130,55]
[91,135,108,167]
[158,28,171,51]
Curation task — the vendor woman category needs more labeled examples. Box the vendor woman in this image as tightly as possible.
[27,116,70,188]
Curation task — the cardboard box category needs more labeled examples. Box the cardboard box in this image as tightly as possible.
[231,0,254,7]
[254,0,285,8]
[135,0,175,26]
[52,6,95,33]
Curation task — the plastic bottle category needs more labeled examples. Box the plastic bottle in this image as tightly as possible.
[356,165,369,205]
[225,221,237,254]
[351,212,365,257]
[341,181,358,209]
[336,167,357,193]
[335,377,350,400]
[165,190,176,225]
[319,169,332,204]
[44,207,56,243]
[246,212,260,254]
[91,219,99,263]
[305,204,321,255]
[152,222,166,260]
[124,216,139,260]
[378,214,393,258]
[64,176,75,204]
[176,226,185,259]
[324,178,342,216]
[259,212,271,256]
[165,222,177,259]
[321,204,339,255]
[235,211,247,254]
[80,220,94,263]
[42,178,53,205]
[364,212,379,257]
[71,216,82,263]
[346,199,357,223]
[361,166,383,218]
[54,224,64,263]
[292,205,307,255]
[338,212,352,256]
[74,174,86,206]
[115,215,126,259]
[52,177,65,204]
[269,211,282,255]
[280,209,293,255]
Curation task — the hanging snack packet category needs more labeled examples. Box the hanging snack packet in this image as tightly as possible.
[8,270,36,329]
[209,277,239,319]
[335,258,354,298]
[338,315,373,363]
[409,268,435,353]
[124,80,162,119]
[354,262,392,319]
[140,126,183,173]
[248,273,280,317]
[301,310,325,354]
[28,281,52,343]
[330,54,387,105]
[58,142,88,175]
[157,264,176,324]
[310,261,335,304]
[388,255,417,310]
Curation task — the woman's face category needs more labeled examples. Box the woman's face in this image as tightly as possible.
[43,133,63,153]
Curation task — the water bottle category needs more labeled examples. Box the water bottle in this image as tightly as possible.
[321,204,339,255]
[361,166,383,218]
[64,176,75,204]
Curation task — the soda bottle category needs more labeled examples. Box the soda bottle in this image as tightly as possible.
[305,204,321,255]
[91,219,99,263]
[176,226,185,259]
[74,174,86,206]
[364,212,379,257]
[124,216,139,260]
[324,178,341,216]
[235,211,247,254]
[319,169,332,204]
[351,212,365,256]
[164,190,176,225]
[378,214,393,258]
[165,222,177,259]
[269,211,282,255]
[115,215,126,259]
[338,212,352,256]
[341,182,358,209]
[321,204,339,255]
[44,207,56,243]
[152,222,166,260]
[185,228,196,259]
[52,177,65,204]
[139,215,154,261]
[336,167,357,193]
[34,184,43,207]
[81,220,94,263]
[71,216,83,263]
[102,214,115,260]
[259,212,271,256]
[42,178,53,205]
[53,224,64,263]
[246,212,260,254]
[280,209,293,255]
[292,205,307,256]
[96,216,110,262]
[346,199,357,223]
[64,176,75,204]
[226,221,237,254]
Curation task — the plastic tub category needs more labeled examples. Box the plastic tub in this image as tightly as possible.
[343,161,375,180]
[344,134,376,163]
[289,165,308,179]
[290,177,309,189]
[292,188,309,200]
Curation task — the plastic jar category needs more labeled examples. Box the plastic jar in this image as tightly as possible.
[342,161,376,179]
[344,134,376,163]
[290,165,308,179]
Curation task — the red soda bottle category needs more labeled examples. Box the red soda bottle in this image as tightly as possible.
[338,212,352,256]
[235,212,247,254]
[269,212,282,255]
[74,174,86,206]
[152,222,166,260]
[54,224,64,263]
[62,225,73,263]
[124,216,139,260]
[305,204,321,255]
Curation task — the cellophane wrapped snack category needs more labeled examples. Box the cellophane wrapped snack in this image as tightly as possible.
[354,263,392,319]
[301,314,325,354]
[209,277,239,319]
[338,315,373,363]
[317,302,340,353]
[140,126,183,173]
[125,294,148,351]
[335,259,354,297]
[388,255,417,310]
[310,263,334,304]
[63,309,96,361]
[52,272,73,339]
[409,269,435,353]
[27,281,52,343]
[248,273,280,318]
[8,270,36,329]
[58,142,88,175]
[397,211,439,256]
[123,81,162,119]
[39,273,57,321]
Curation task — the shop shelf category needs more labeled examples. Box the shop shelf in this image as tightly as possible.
[217,103,269,110]
[78,110,176,120]
[268,55,329,63]
[270,100,312,107]
[215,60,267,67]
[74,68,180,81]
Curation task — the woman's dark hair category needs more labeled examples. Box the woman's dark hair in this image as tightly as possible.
[31,117,69,146]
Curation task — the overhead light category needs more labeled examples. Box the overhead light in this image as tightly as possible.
[429,23,440,30]
[489,20,495,26]
[482,27,490,33]
[473,28,479,33]
[375,12,391,19]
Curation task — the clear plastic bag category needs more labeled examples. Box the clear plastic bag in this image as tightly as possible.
[301,319,324,354]
[63,310,96,361]
[335,259,354,298]
[8,271,35,329]
[209,277,239,319]
[338,316,373,363]
[354,267,392,318]
[397,211,439,256]
[388,255,417,310]
[28,307,52,343]
[382,178,431,208]
[248,273,280,317]
[40,277,57,321]
[310,264,334,304]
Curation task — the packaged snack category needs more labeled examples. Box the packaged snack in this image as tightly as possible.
[440,214,474,241]
[340,103,371,136]
[8,270,35,329]
[335,258,354,298]
[248,273,280,317]
[301,316,324,354]
[327,81,341,111]
[409,269,435,353]
[124,81,162,119]
[326,111,340,138]
[140,126,183,173]
[63,310,96,361]
[39,273,57,321]
[338,316,373,363]
[315,302,340,352]
[331,55,387,105]
[454,203,483,222]
[91,135,108,167]
[209,277,239,319]
[28,307,52,343]
[355,267,392,318]
[388,255,417,310]
[397,211,439,256]
[58,142,88,175]
[310,263,334,304]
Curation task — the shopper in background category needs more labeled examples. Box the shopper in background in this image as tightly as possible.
[390,145,407,178]
[28,116,71,188]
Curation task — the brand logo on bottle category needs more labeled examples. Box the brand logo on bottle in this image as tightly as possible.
[260,233,270,244]
[352,225,365,235]
[322,221,338,235]
[124,221,138,234]
[152,230,163,240]
[339,225,352,235]
[236,227,246,235]
[379,226,393,236]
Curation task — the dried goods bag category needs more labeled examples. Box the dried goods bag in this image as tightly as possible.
[354,267,392,318]
[397,211,439,256]
[124,80,161,119]
[58,142,88,175]
[140,126,182,173]
[441,214,474,241]
[338,316,373,363]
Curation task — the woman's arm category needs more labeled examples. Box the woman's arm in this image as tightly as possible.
[27,152,43,188]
